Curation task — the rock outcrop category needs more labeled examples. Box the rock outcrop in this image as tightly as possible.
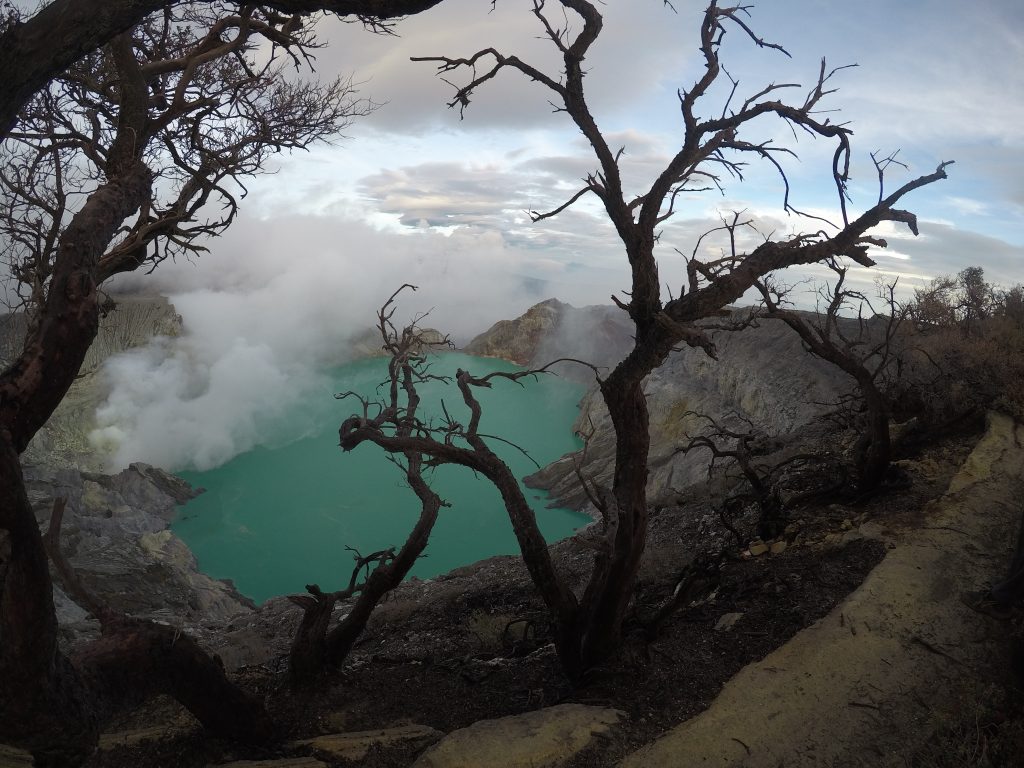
[2,294,183,471]
[24,461,254,648]
[413,704,623,768]
[464,298,633,378]
[465,299,852,510]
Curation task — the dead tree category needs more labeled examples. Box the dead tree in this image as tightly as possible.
[0,7,366,763]
[0,0,447,138]
[340,287,593,676]
[387,0,950,678]
[675,411,784,541]
[289,289,448,684]
[1,8,370,320]
[756,256,906,492]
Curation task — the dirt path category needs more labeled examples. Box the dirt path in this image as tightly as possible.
[622,412,1024,768]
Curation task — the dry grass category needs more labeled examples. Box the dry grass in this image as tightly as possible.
[910,686,1024,767]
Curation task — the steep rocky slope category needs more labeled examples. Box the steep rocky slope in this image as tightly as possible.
[2,294,253,647]
[25,462,254,649]
[464,298,634,378]
[1,294,183,471]
[465,299,853,510]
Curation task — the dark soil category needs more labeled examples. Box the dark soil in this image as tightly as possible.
[83,440,974,768]
[85,539,885,768]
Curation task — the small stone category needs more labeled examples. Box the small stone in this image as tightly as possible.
[841,519,854,531]
[841,529,864,544]
[714,612,744,632]
[322,710,351,732]
[748,540,769,557]
[99,723,193,750]
[769,540,788,555]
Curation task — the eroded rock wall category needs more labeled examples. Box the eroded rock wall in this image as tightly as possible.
[466,299,852,510]
[2,295,184,471]
[25,462,254,649]
[2,295,252,647]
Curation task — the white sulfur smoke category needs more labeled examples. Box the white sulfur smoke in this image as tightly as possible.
[90,213,624,472]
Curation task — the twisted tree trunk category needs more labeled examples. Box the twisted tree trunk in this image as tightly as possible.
[0,161,273,766]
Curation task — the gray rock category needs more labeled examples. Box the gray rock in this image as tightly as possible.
[23,459,252,648]
[715,612,744,632]
[522,306,853,511]
[412,704,623,768]
[0,743,33,766]
[464,298,633,379]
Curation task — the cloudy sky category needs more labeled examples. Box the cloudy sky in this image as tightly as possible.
[134,0,1023,321]
[92,0,1023,469]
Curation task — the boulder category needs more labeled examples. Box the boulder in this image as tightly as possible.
[412,704,623,768]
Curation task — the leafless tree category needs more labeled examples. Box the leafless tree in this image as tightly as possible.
[354,0,948,678]
[340,287,598,674]
[289,287,449,684]
[2,5,369,323]
[0,0,446,138]
[0,6,370,763]
[756,258,906,493]
[675,410,784,541]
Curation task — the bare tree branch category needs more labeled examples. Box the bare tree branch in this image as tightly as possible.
[405,0,949,676]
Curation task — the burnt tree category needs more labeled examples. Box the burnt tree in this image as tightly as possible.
[339,287,590,675]
[366,0,948,678]
[0,6,366,763]
[0,0,447,138]
[756,257,906,493]
[676,411,784,541]
[289,288,448,684]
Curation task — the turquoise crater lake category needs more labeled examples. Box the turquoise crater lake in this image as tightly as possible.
[174,352,590,603]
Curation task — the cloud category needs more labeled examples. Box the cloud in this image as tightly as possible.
[83,0,1024,472]
[95,211,629,471]
[310,0,690,133]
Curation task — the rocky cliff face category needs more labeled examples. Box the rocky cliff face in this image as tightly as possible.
[2,294,253,648]
[464,298,634,379]
[467,300,852,511]
[1,294,184,471]
[24,462,254,648]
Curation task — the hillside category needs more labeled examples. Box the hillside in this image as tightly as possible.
[463,298,634,375]
[465,300,852,510]
[2,295,183,471]
[4,295,1023,768]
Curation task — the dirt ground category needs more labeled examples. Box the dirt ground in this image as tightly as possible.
[80,417,1024,768]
